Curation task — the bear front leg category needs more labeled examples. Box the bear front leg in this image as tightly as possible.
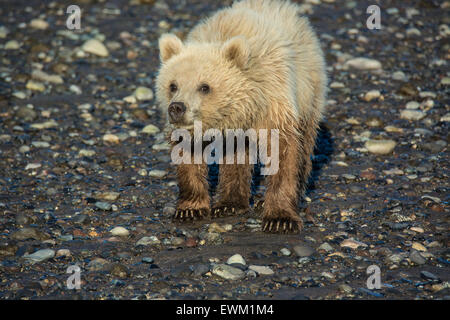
[261,131,308,233]
[212,163,252,218]
[173,163,210,221]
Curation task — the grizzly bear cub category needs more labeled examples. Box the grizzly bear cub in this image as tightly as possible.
[155,0,327,233]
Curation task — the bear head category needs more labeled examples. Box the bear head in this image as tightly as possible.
[156,33,254,131]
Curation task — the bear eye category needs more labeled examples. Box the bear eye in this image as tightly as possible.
[199,84,210,94]
[169,83,178,93]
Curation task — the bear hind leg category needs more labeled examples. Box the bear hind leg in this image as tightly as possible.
[261,130,305,233]
[212,163,252,218]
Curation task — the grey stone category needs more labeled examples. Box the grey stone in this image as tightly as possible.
[293,245,315,257]
[212,264,245,280]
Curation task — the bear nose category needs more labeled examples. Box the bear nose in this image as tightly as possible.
[168,102,186,123]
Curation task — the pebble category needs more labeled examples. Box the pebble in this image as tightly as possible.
[103,133,120,144]
[31,120,57,130]
[423,140,446,153]
[227,254,246,266]
[340,239,368,249]
[280,248,291,256]
[186,237,198,247]
[203,232,223,244]
[152,142,171,151]
[345,57,382,70]
[23,249,55,263]
[13,91,26,99]
[392,71,407,81]
[171,237,184,246]
[409,251,426,265]
[384,126,403,133]
[32,141,50,148]
[293,245,315,257]
[419,91,436,99]
[30,18,49,30]
[163,206,176,216]
[249,265,274,275]
[70,85,82,94]
[136,236,160,246]
[55,249,71,257]
[87,258,109,271]
[5,40,20,50]
[110,226,129,237]
[440,113,450,122]
[331,161,348,167]
[212,264,245,280]
[359,288,383,298]
[410,227,424,233]
[386,253,404,264]
[420,271,439,281]
[400,109,426,121]
[16,106,37,122]
[386,7,398,14]
[25,163,41,170]
[98,192,120,201]
[412,242,427,252]
[59,235,73,241]
[72,214,90,225]
[138,168,147,176]
[31,70,63,84]
[11,228,48,241]
[95,201,112,211]
[26,80,45,92]
[297,257,310,265]
[134,87,154,101]
[405,101,420,110]
[78,149,96,157]
[406,28,421,37]
[330,81,345,89]
[141,124,160,135]
[342,173,356,180]
[363,90,380,102]
[148,169,167,178]
[208,223,228,233]
[365,139,396,155]
[123,95,137,103]
[321,271,335,280]
[318,242,333,252]
[431,283,449,293]
[0,26,9,39]
[82,39,109,57]
[109,263,130,278]
[193,264,210,277]
[142,257,154,264]
[339,284,353,294]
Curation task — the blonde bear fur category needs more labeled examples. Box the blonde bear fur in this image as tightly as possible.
[156,0,327,233]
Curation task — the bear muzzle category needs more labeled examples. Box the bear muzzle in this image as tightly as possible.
[168,102,186,124]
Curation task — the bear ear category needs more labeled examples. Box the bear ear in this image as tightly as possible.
[159,33,184,62]
[222,36,249,69]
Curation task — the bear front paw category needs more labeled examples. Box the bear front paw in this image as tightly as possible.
[261,217,302,234]
[173,208,209,222]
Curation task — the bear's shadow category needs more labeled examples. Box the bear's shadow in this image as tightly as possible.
[207,122,334,205]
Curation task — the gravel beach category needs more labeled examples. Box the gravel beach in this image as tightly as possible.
[0,0,448,300]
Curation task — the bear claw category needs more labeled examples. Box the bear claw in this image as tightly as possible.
[261,218,301,234]
[211,206,247,218]
[173,209,208,222]
[253,200,265,213]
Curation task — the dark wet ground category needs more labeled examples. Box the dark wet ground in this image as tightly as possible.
[0,0,449,300]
